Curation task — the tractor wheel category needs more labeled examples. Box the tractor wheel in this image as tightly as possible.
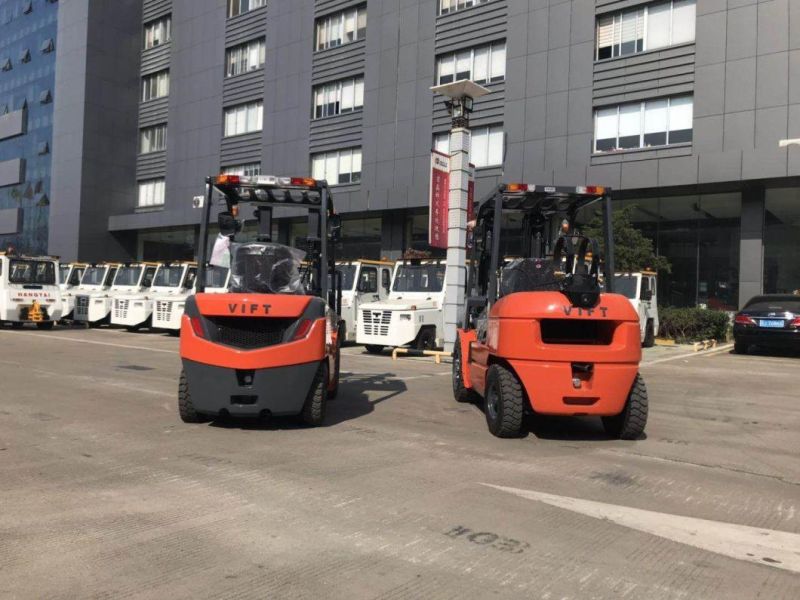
[364,344,384,354]
[484,364,524,438]
[11,322,24,329]
[301,361,328,426]
[643,320,655,348]
[733,341,748,355]
[126,325,141,333]
[602,373,648,440]
[36,322,54,331]
[178,370,209,423]
[415,327,436,351]
[452,335,478,403]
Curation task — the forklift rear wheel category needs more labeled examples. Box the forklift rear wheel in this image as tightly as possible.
[485,364,524,438]
[178,369,210,423]
[602,373,648,440]
[36,322,54,330]
[452,335,478,403]
[643,320,655,348]
[415,327,436,351]
[11,322,24,329]
[364,345,384,354]
[301,361,328,426]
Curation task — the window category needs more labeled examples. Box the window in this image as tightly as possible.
[433,125,504,168]
[223,101,263,136]
[436,41,505,85]
[439,0,493,15]
[143,15,171,49]
[311,148,362,185]
[141,70,169,101]
[313,77,364,118]
[228,0,266,18]
[315,5,367,51]
[140,124,167,154]
[138,179,165,208]
[222,163,262,177]
[225,38,265,77]
[359,266,378,293]
[594,95,693,153]
[596,0,696,60]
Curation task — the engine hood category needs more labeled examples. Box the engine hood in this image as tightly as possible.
[359,297,440,311]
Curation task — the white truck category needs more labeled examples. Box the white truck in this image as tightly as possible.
[356,259,447,353]
[75,263,159,327]
[112,262,197,332]
[58,262,87,320]
[0,253,64,329]
[615,271,659,347]
[336,259,394,343]
[152,265,230,333]
[72,263,122,326]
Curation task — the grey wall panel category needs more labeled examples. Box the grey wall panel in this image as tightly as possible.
[435,1,507,54]
[596,0,652,15]
[0,158,24,188]
[0,207,22,235]
[311,40,366,84]
[222,70,266,105]
[309,111,363,153]
[136,150,167,180]
[220,132,263,166]
[140,43,171,74]
[143,0,171,22]
[315,0,364,17]
[138,97,170,127]
[0,108,26,141]
[225,6,268,46]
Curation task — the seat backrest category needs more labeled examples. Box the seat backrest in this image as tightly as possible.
[230,243,301,294]
[499,258,560,296]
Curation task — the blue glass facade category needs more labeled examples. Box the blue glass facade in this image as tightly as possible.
[0,0,57,255]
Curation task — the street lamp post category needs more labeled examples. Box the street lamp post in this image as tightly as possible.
[430,80,490,352]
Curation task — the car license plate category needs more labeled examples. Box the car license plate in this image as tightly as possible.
[759,319,784,328]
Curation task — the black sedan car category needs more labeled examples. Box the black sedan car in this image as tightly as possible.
[733,294,800,354]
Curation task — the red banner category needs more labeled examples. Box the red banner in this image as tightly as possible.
[429,150,450,249]
[467,163,475,222]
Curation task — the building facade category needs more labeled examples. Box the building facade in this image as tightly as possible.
[47,0,800,308]
[0,0,58,255]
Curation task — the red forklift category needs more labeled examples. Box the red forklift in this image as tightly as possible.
[179,175,342,425]
[453,184,647,439]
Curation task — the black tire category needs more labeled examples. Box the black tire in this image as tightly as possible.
[11,322,24,329]
[733,341,748,355]
[301,361,328,426]
[36,321,55,330]
[126,325,141,333]
[452,335,478,403]
[329,324,343,400]
[178,369,209,423]
[602,373,648,440]
[643,320,655,348]
[484,364,525,438]
[364,344,384,354]
[415,327,436,351]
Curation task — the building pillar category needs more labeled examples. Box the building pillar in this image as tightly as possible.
[443,127,470,352]
[380,209,406,260]
[738,185,765,308]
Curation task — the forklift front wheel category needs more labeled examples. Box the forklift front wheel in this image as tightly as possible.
[602,373,648,440]
[178,369,210,424]
[36,322,55,330]
[452,336,478,403]
[485,364,524,438]
[301,361,328,427]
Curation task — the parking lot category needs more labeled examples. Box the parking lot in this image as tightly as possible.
[0,327,798,599]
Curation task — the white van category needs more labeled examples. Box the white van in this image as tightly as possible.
[112,262,197,332]
[75,263,158,327]
[335,260,393,342]
[0,253,63,329]
[615,271,659,347]
[356,259,446,353]
[73,263,122,326]
[58,262,87,320]
[152,265,230,332]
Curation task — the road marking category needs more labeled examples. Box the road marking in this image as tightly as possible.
[481,483,800,574]
[642,343,733,365]
[0,330,178,354]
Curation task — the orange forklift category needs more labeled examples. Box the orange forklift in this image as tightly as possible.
[179,175,342,425]
[453,184,647,439]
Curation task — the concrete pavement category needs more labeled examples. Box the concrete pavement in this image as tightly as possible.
[0,326,798,599]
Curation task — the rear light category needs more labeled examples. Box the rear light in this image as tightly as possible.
[290,177,316,187]
[734,314,756,327]
[576,185,605,195]
[216,174,240,185]
[790,317,800,328]
[189,316,205,338]
[291,319,313,341]
[506,183,531,192]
